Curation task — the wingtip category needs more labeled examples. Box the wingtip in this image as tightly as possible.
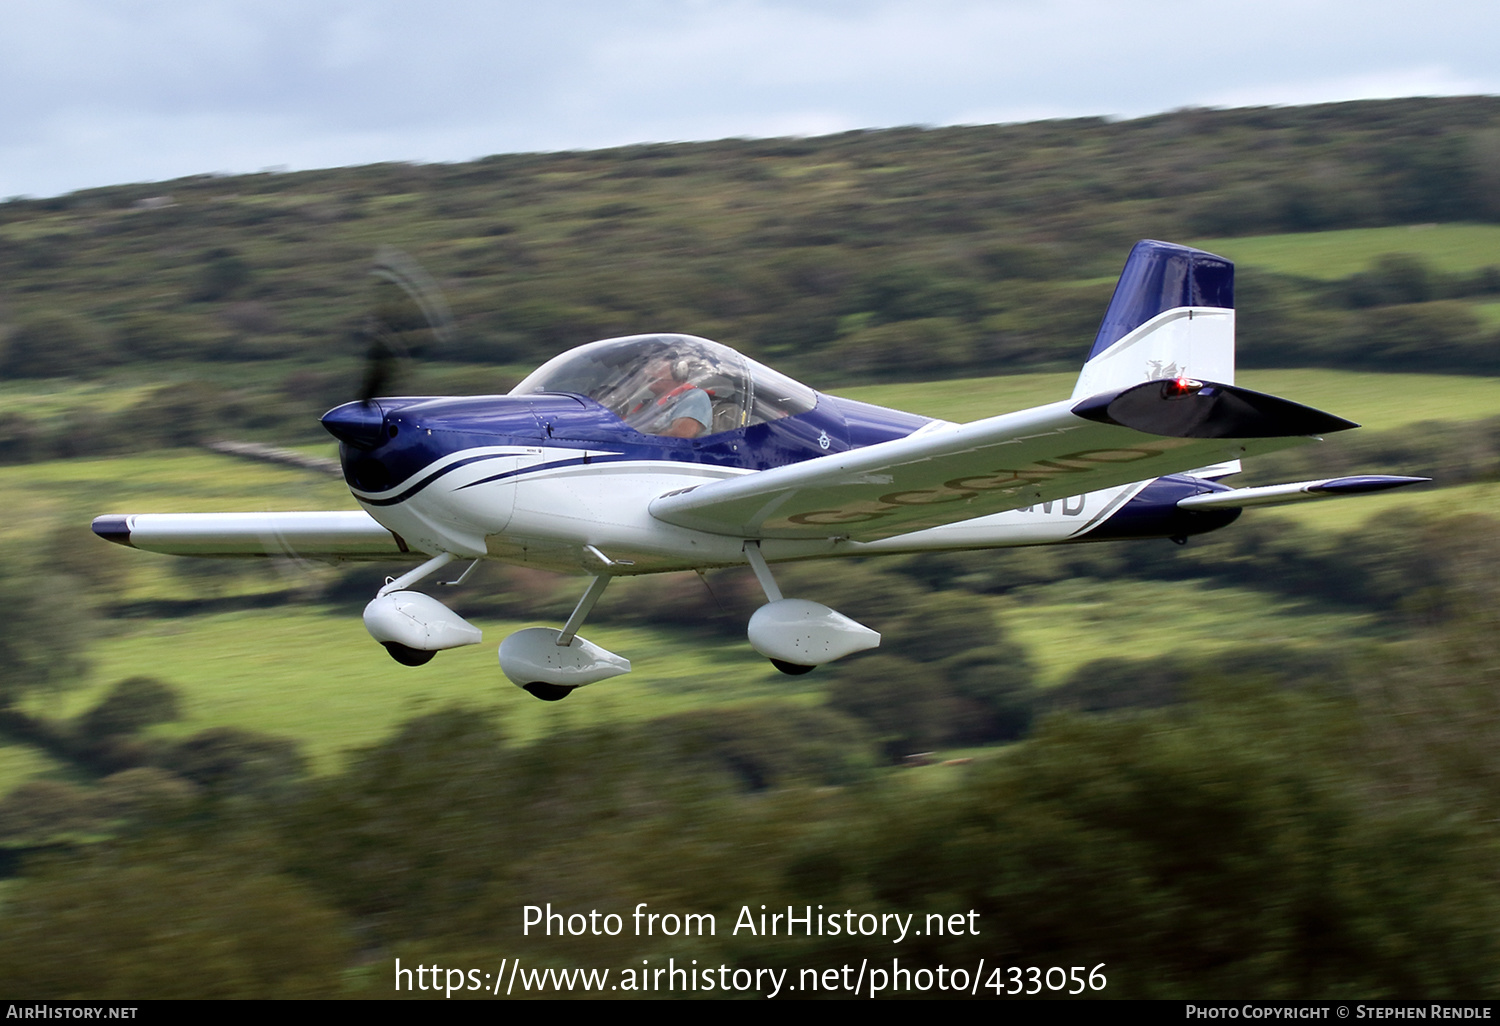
[1307,475,1432,496]
[91,515,134,547]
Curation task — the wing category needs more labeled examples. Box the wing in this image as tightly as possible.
[650,379,1358,542]
[91,510,410,560]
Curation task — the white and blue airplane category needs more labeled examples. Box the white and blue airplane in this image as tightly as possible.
[93,241,1424,700]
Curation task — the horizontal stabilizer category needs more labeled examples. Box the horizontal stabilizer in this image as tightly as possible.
[1176,475,1430,511]
[1186,458,1242,480]
[91,511,409,559]
[1072,378,1358,438]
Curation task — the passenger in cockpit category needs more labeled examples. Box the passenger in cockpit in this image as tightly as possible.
[626,357,713,438]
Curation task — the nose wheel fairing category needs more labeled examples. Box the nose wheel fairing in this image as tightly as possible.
[364,589,484,656]
[498,627,632,691]
[497,576,633,698]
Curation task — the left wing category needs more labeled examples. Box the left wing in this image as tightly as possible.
[91,510,410,559]
[650,379,1358,542]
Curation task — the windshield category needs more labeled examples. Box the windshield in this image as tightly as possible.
[510,334,817,437]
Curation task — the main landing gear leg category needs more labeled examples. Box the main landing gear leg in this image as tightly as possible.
[558,574,610,646]
[378,551,456,598]
[498,574,632,701]
[743,541,880,675]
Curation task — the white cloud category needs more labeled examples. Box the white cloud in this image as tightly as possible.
[1,0,1496,197]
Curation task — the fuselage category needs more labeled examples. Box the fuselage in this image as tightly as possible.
[322,388,1238,575]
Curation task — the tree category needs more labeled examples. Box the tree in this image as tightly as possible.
[189,248,251,302]
[0,311,113,378]
[858,688,1500,997]
[77,677,181,740]
[0,841,352,998]
[154,727,306,797]
[0,556,91,710]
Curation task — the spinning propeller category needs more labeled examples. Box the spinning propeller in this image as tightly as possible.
[357,246,455,403]
[189,249,457,582]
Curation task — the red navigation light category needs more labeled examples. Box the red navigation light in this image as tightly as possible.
[1162,377,1203,398]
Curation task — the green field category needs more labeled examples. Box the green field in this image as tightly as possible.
[838,369,1498,430]
[1473,301,1500,327]
[1001,578,1384,687]
[835,373,1077,422]
[7,451,350,523]
[70,609,798,772]
[1192,224,1500,279]
[3,451,359,603]
[0,744,72,789]
[0,381,161,418]
[18,561,1382,783]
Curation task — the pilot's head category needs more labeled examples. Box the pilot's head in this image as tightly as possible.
[644,357,682,396]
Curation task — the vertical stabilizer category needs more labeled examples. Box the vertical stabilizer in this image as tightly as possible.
[1071,241,1236,401]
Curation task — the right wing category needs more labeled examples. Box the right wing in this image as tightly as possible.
[91,510,410,560]
[650,379,1359,542]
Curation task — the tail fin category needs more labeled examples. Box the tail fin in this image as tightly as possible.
[1071,241,1235,401]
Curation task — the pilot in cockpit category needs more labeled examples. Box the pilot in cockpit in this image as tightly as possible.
[625,357,713,438]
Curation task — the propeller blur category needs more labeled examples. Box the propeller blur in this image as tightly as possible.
[92,241,1426,700]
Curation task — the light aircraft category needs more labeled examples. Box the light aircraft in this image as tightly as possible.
[93,241,1424,700]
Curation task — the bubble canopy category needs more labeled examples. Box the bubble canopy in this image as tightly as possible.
[509,334,819,437]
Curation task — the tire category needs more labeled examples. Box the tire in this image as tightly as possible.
[382,642,435,666]
[523,682,576,702]
[770,659,815,676]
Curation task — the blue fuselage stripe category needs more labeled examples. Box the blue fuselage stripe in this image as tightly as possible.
[453,454,633,492]
[354,452,518,506]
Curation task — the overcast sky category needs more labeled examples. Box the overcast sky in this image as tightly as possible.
[4,0,1499,199]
